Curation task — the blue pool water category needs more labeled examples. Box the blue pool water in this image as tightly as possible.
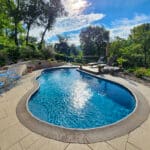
[28,68,135,129]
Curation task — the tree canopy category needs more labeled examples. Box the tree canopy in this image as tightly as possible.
[109,24,150,68]
[80,26,109,57]
[0,0,150,70]
[0,0,68,66]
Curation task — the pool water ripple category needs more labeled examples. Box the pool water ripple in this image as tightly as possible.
[28,68,135,129]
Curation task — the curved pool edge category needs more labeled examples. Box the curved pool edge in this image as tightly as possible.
[16,66,150,144]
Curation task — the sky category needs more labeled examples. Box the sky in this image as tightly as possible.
[30,0,150,45]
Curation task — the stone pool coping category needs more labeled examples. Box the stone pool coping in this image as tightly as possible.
[16,66,150,144]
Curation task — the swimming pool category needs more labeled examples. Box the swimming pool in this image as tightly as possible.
[28,68,136,129]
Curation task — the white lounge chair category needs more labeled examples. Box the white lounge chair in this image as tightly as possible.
[88,57,106,66]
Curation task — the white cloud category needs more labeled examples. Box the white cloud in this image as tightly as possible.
[29,13,105,42]
[47,13,105,37]
[62,0,91,16]
[67,33,81,45]
[109,14,150,40]
[30,13,150,45]
[29,0,105,45]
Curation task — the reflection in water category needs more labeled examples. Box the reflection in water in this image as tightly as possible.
[70,80,93,110]
[29,69,135,129]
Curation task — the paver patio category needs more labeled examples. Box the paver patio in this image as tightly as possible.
[0,70,150,150]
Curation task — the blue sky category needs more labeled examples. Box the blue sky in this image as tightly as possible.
[86,0,150,26]
[30,0,150,45]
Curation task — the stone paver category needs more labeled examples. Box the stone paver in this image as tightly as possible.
[126,143,140,150]
[8,143,23,150]
[27,137,49,150]
[0,116,18,133]
[140,116,150,131]
[0,123,30,150]
[19,133,41,150]
[0,70,150,150]
[40,139,69,150]
[107,135,128,150]
[88,142,114,150]
[0,109,7,120]
[128,126,150,150]
[66,144,91,150]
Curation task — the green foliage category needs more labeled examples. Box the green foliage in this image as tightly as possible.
[70,44,80,56]
[42,46,55,59]
[7,46,20,63]
[54,35,70,56]
[0,50,7,66]
[55,53,76,62]
[0,0,65,66]
[130,23,150,67]
[80,26,109,57]
[134,68,148,78]
[47,58,56,62]
[74,56,83,63]
[0,0,150,70]
[19,44,42,60]
[109,24,150,68]
[54,35,83,63]
[39,0,65,48]
[117,57,127,67]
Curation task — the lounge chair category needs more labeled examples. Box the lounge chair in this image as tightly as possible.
[88,57,106,66]
[0,73,9,88]
[101,66,120,75]
[0,81,4,88]
[0,67,21,92]
[97,56,121,74]
[0,76,10,91]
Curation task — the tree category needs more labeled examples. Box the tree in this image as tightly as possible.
[42,45,55,59]
[0,0,14,47]
[0,0,11,35]
[80,26,109,57]
[70,44,79,56]
[130,23,150,67]
[54,35,70,55]
[109,37,128,57]
[109,36,144,68]
[6,0,24,46]
[39,0,65,48]
[22,0,44,45]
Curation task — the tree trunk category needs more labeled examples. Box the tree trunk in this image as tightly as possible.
[26,24,31,45]
[14,21,19,46]
[39,26,48,49]
[105,43,109,63]
[144,46,147,68]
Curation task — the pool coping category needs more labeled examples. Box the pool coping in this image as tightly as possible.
[16,66,150,144]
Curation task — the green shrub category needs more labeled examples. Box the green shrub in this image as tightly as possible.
[126,68,136,73]
[7,46,20,63]
[47,58,56,63]
[145,69,150,77]
[74,57,83,63]
[55,53,75,62]
[134,68,147,78]
[19,45,42,60]
[117,57,127,67]
[41,46,55,59]
[55,53,66,61]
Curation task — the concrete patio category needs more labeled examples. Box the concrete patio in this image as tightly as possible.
[0,70,150,150]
